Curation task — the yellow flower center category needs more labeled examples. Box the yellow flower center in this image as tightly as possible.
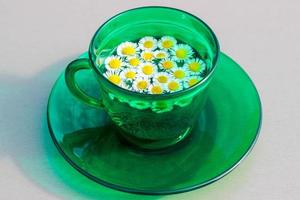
[188,78,199,87]
[129,58,140,67]
[173,70,186,79]
[189,62,201,72]
[108,75,121,85]
[144,41,154,49]
[108,59,121,69]
[168,81,180,91]
[157,75,168,83]
[122,46,136,56]
[137,80,148,90]
[176,49,188,59]
[156,52,166,59]
[142,65,154,75]
[162,40,173,49]
[125,71,136,79]
[142,52,154,61]
[151,85,163,94]
[162,60,174,70]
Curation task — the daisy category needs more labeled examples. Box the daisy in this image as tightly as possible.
[126,56,141,67]
[120,68,137,81]
[151,101,173,113]
[117,42,138,57]
[167,79,183,93]
[129,100,151,110]
[154,50,169,59]
[138,36,157,51]
[104,70,122,86]
[185,58,206,73]
[183,75,203,88]
[116,78,129,90]
[104,55,124,71]
[154,72,171,84]
[171,44,194,61]
[158,36,177,50]
[149,84,165,95]
[132,77,150,93]
[158,59,177,70]
[139,62,157,77]
[140,51,155,62]
[171,66,189,80]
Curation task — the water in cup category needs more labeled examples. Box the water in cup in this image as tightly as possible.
[97,36,208,94]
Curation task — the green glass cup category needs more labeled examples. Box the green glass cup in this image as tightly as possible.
[65,6,220,150]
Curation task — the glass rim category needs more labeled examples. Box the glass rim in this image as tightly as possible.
[88,6,220,98]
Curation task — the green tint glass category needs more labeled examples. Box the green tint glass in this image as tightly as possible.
[64,7,219,150]
[47,52,262,195]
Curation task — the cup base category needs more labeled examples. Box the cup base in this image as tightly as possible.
[116,126,193,150]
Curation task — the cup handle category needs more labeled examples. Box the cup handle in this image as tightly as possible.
[65,58,104,108]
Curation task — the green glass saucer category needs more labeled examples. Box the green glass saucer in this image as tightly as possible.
[47,52,262,195]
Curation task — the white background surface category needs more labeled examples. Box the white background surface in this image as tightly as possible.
[1,0,300,199]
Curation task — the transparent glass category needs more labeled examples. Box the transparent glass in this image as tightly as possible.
[65,7,219,149]
[48,52,262,195]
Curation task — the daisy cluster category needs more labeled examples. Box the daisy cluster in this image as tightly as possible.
[101,36,206,94]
